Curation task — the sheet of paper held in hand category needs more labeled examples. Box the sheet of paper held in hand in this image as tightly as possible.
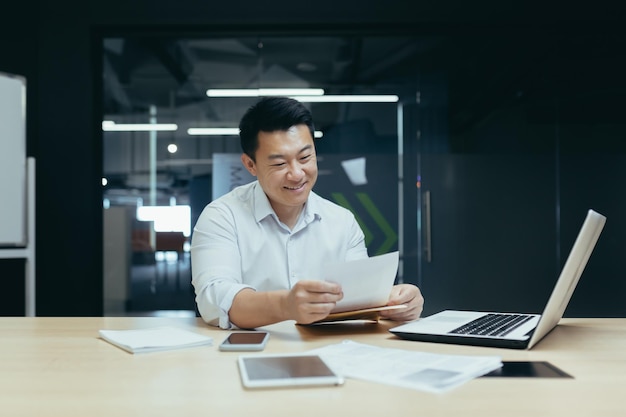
[308,340,502,393]
[322,251,401,314]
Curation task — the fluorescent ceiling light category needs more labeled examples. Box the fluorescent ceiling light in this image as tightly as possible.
[290,95,399,103]
[102,121,178,132]
[187,127,324,138]
[207,88,325,97]
[187,128,240,135]
[205,89,398,102]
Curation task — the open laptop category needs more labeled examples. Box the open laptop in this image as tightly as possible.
[390,209,606,349]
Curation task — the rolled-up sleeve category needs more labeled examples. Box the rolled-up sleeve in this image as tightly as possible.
[190,204,252,329]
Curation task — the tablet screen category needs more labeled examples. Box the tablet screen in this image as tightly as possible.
[238,354,344,389]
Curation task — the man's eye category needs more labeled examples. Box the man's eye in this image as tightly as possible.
[271,162,286,167]
[300,155,311,161]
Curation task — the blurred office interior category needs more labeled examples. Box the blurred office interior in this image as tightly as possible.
[1,1,625,318]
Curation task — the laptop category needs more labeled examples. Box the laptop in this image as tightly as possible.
[390,209,606,349]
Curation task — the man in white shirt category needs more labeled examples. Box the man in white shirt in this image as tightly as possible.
[191,97,424,329]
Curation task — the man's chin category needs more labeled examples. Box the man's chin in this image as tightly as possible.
[282,189,311,205]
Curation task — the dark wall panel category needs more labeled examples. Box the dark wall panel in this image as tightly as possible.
[0,259,25,316]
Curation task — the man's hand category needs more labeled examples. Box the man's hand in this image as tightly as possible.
[283,280,343,324]
[379,284,424,321]
[229,281,342,329]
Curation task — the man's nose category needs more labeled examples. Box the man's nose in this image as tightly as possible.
[286,162,304,179]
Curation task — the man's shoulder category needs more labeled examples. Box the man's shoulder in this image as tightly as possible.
[212,181,257,205]
[200,182,257,222]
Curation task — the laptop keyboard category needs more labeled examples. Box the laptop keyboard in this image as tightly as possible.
[449,313,533,337]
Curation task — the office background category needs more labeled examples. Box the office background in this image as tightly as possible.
[1,1,625,318]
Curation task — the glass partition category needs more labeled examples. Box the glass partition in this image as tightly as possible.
[102,34,419,316]
[102,30,626,318]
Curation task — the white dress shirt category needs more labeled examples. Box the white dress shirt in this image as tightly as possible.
[191,180,368,328]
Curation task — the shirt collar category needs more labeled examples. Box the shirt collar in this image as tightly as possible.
[252,181,275,223]
[252,180,322,224]
[303,191,322,223]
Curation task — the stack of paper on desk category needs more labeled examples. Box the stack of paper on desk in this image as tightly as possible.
[308,340,502,393]
[99,327,213,354]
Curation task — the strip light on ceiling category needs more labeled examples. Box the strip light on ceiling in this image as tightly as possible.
[187,128,240,135]
[207,88,325,97]
[102,121,178,132]
[206,89,398,103]
[291,95,399,103]
[187,128,323,138]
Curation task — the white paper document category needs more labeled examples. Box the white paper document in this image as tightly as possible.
[323,251,399,313]
[308,340,502,393]
[99,327,213,354]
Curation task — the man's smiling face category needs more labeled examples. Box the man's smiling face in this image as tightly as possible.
[241,124,318,218]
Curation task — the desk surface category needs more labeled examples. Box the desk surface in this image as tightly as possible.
[2,317,625,416]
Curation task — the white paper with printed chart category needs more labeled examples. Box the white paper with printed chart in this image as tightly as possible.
[308,340,502,393]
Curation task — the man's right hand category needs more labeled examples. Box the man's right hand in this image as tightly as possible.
[283,280,343,324]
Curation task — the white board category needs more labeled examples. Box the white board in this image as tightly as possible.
[0,73,27,246]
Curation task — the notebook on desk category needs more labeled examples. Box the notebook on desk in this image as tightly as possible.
[390,209,606,349]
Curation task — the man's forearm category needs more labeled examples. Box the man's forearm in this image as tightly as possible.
[229,288,289,329]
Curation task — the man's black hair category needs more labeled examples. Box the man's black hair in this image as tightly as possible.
[238,97,315,161]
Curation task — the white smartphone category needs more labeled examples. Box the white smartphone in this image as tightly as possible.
[219,331,270,351]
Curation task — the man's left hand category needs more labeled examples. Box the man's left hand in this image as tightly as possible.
[379,284,424,321]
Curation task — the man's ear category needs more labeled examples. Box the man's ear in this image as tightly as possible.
[241,153,257,176]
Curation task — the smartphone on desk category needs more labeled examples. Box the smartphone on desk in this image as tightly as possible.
[219,331,270,351]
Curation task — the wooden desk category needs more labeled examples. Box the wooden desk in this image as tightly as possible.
[1,317,625,416]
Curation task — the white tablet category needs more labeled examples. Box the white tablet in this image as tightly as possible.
[237,353,345,389]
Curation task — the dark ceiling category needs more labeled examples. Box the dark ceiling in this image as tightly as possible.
[102,35,431,129]
[101,32,626,204]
